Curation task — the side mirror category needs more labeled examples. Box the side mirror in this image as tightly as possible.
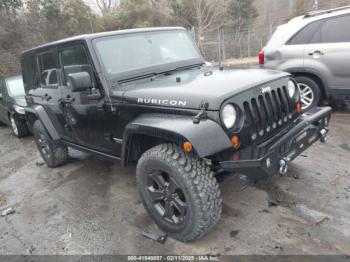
[68,72,92,92]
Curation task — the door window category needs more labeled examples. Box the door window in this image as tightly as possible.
[321,15,350,43]
[60,45,95,87]
[37,51,59,88]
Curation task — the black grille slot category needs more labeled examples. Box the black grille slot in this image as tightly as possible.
[251,98,263,132]
[258,95,269,128]
[264,93,277,124]
[242,86,295,141]
[243,101,256,134]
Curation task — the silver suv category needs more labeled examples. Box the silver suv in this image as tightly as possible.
[260,6,350,110]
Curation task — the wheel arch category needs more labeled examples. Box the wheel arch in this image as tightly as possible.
[121,114,232,167]
[25,105,64,140]
[290,71,327,98]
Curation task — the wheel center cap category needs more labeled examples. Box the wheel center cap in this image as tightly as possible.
[164,189,171,198]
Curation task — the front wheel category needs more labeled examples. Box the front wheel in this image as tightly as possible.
[33,120,68,168]
[136,143,222,242]
[295,76,322,111]
[10,114,29,138]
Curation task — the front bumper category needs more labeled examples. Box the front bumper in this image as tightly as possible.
[219,107,332,177]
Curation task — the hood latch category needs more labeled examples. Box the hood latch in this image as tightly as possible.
[193,101,209,124]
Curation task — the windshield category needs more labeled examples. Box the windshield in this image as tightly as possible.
[6,76,25,97]
[94,30,202,79]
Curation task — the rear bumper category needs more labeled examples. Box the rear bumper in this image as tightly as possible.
[219,107,332,177]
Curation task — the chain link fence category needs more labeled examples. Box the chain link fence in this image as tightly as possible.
[194,26,273,65]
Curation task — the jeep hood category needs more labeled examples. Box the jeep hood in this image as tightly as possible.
[113,68,290,110]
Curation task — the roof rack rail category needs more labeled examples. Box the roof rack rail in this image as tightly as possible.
[304,5,350,18]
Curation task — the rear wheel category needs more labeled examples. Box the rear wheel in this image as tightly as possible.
[136,143,222,242]
[33,120,68,168]
[10,114,28,138]
[295,76,322,111]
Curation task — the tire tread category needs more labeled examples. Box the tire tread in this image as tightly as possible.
[137,143,222,242]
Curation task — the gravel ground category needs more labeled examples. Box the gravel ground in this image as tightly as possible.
[0,109,349,255]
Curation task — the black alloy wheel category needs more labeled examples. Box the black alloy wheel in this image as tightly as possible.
[147,170,187,225]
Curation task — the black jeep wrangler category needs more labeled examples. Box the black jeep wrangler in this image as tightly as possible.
[21,27,331,242]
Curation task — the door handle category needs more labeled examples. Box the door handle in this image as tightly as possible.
[44,93,52,101]
[308,50,324,56]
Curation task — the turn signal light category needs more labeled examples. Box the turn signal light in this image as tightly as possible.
[296,102,302,113]
[183,142,193,153]
[231,135,241,149]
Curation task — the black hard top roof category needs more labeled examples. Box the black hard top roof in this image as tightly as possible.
[22,27,185,55]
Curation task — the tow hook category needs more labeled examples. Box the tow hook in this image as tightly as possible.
[279,158,289,175]
[320,128,328,143]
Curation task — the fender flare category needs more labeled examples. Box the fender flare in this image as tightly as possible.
[25,105,64,140]
[121,113,232,165]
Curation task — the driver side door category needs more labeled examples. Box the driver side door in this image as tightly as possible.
[58,44,119,155]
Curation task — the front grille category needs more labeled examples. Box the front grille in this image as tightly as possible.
[243,86,296,141]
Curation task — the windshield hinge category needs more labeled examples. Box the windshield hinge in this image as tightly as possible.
[193,101,209,124]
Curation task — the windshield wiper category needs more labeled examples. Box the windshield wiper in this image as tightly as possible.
[117,73,157,84]
[117,62,204,84]
[161,63,204,75]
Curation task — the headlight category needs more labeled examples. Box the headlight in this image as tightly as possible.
[222,104,237,129]
[288,80,296,98]
[14,105,25,115]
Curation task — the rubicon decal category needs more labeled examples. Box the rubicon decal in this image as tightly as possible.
[137,98,187,107]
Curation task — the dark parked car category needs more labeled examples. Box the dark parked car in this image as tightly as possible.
[0,75,29,137]
[21,27,331,242]
[260,6,350,111]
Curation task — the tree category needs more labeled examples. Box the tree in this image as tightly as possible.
[0,0,22,16]
[228,0,257,32]
[23,0,97,42]
[168,0,227,46]
[168,0,196,28]
[292,0,312,16]
[64,0,96,35]
[227,0,258,57]
[95,0,118,15]
[101,0,171,30]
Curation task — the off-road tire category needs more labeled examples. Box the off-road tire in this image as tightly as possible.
[295,76,322,111]
[33,120,68,168]
[10,114,29,138]
[136,143,222,242]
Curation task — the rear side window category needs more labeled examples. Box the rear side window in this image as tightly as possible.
[0,78,5,95]
[288,21,322,45]
[37,51,59,88]
[21,53,39,92]
[321,15,350,43]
